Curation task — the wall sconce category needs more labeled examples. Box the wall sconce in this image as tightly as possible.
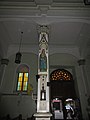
[15,32,23,64]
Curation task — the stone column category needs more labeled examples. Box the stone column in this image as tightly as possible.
[77,59,89,120]
[78,59,88,95]
[34,26,52,120]
[0,58,9,90]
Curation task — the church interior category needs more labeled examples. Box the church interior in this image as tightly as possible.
[0,0,90,120]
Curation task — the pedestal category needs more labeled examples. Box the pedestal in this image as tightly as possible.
[34,112,52,120]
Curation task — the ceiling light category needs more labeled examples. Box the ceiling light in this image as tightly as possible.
[15,32,23,64]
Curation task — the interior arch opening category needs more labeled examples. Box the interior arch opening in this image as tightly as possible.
[50,69,82,120]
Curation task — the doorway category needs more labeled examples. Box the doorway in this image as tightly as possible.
[50,69,82,120]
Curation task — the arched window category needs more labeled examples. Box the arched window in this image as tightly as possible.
[50,69,73,81]
[16,64,29,92]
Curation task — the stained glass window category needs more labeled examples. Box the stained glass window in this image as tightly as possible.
[16,64,29,92]
[23,73,28,91]
[50,69,73,81]
[17,73,23,91]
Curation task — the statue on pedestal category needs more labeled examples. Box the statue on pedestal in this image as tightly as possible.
[39,49,47,72]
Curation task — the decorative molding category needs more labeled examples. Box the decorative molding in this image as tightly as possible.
[77,59,85,66]
[37,25,49,34]
[53,0,83,2]
[0,0,89,10]
[0,0,34,1]
[1,58,9,65]
[0,0,36,8]
[52,0,84,7]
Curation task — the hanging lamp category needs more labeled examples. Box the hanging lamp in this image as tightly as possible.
[15,31,23,64]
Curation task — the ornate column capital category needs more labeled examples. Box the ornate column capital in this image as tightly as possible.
[37,25,49,34]
[78,59,85,66]
[1,58,9,65]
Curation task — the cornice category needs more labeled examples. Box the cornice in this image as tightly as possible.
[0,1,37,8]
[0,0,90,9]
[0,1,90,18]
[0,5,90,16]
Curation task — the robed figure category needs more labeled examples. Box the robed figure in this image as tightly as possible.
[39,49,47,72]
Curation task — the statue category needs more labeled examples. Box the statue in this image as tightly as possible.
[39,49,47,72]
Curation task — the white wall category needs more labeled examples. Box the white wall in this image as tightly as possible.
[0,53,38,119]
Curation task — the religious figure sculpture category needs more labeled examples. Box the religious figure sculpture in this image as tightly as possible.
[39,49,47,72]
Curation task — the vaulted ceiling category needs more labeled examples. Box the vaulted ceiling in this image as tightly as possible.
[0,0,90,59]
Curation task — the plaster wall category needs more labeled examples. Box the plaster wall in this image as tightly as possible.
[0,53,38,119]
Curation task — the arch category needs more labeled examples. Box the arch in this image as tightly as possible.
[50,69,73,81]
[16,64,29,73]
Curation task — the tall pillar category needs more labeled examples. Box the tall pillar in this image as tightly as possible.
[77,59,89,120]
[78,59,88,96]
[0,58,9,90]
[34,26,52,120]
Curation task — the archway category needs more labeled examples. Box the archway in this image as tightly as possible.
[50,69,81,119]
